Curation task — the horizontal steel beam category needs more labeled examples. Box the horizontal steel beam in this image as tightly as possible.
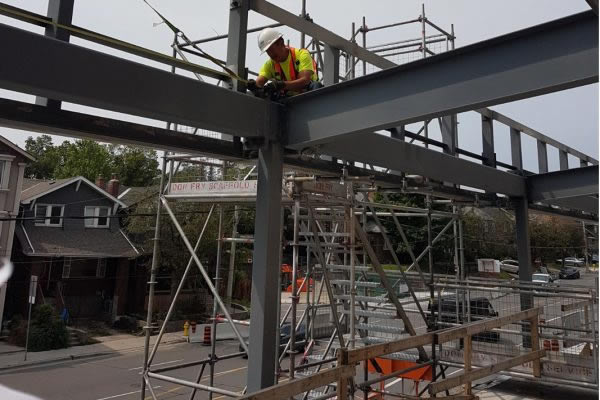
[0,3,230,81]
[284,11,598,148]
[249,0,395,69]
[317,133,527,196]
[527,165,598,201]
[0,98,242,159]
[0,23,279,138]
[539,196,598,214]
[477,108,598,165]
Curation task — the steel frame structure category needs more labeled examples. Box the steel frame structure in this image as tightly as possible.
[0,0,598,397]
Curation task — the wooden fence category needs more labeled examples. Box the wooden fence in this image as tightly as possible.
[239,307,545,399]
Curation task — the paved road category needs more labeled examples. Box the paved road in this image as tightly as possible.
[0,340,248,400]
[0,335,597,400]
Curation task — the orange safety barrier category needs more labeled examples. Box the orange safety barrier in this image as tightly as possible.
[366,358,433,381]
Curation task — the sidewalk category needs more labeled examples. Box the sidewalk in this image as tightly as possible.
[0,331,187,371]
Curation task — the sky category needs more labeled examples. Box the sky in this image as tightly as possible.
[0,0,598,173]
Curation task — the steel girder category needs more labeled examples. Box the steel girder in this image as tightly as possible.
[527,166,599,213]
[477,109,599,165]
[316,133,527,197]
[0,99,242,159]
[283,11,598,149]
[0,22,279,138]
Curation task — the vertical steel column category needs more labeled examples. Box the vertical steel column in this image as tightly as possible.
[391,126,406,141]
[513,196,533,348]
[481,115,496,167]
[510,128,523,171]
[141,154,168,400]
[514,197,532,284]
[226,0,248,92]
[440,115,457,155]
[323,45,340,86]
[246,141,284,392]
[559,150,569,170]
[537,141,549,173]
[226,0,249,152]
[35,0,74,109]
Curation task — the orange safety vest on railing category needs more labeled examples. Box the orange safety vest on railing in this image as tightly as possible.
[273,47,318,82]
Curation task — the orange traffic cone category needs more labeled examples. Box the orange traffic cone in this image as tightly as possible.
[203,325,211,346]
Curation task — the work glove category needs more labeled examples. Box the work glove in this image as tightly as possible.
[246,79,258,92]
[264,80,286,94]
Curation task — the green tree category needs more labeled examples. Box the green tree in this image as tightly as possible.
[54,140,112,181]
[24,135,60,179]
[24,136,159,186]
[109,145,159,186]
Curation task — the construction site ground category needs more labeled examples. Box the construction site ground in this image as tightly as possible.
[0,271,594,399]
[0,336,596,400]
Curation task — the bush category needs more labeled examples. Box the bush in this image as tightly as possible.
[27,304,69,351]
[7,314,27,347]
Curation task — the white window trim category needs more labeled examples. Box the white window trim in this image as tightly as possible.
[62,258,72,279]
[34,204,65,227]
[96,259,107,278]
[85,206,111,228]
[0,158,11,190]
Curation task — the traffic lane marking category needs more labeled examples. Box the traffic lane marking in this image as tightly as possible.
[129,359,184,371]
[96,386,161,400]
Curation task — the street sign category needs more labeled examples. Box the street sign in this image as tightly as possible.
[28,275,37,304]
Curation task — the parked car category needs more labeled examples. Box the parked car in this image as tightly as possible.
[539,266,556,282]
[240,322,306,358]
[532,273,552,285]
[556,257,584,267]
[559,267,581,280]
[429,296,499,342]
[499,259,519,274]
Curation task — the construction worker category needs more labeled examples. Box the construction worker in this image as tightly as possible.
[247,28,322,98]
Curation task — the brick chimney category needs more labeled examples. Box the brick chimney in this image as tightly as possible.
[107,174,120,197]
[95,175,106,190]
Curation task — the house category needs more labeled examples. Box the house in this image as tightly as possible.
[0,136,34,331]
[4,175,143,324]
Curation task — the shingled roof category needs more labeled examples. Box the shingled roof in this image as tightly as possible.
[15,224,139,258]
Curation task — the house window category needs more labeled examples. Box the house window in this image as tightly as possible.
[96,259,107,278]
[84,206,111,228]
[35,204,64,227]
[0,161,5,188]
[62,258,72,279]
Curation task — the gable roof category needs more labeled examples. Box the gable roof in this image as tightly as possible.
[0,136,35,161]
[21,176,126,207]
[118,185,159,207]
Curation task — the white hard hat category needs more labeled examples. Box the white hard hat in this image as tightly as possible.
[258,27,283,54]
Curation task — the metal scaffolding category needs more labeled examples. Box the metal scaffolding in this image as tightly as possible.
[0,1,598,399]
